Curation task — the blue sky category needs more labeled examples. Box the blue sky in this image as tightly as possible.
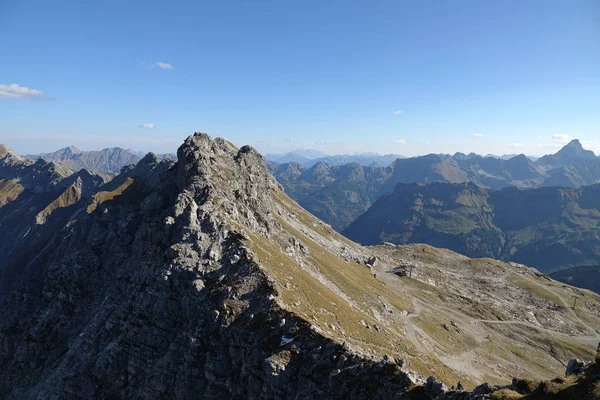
[1,0,599,156]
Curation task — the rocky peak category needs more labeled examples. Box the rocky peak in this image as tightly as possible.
[0,145,28,168]
[301,161,333,183]
[175,133,279,236]
[0,144,18,160]
[137,151,160,169]
[557,139,596,158]
[540,139,597,165]
[57,145,81,157]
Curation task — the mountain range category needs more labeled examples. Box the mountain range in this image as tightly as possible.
[2,134,599,398]
[24,146,177,175]
[266,150,406,168]
[343,181,600,274]
[270,140,600,231]
[25,146,143,174]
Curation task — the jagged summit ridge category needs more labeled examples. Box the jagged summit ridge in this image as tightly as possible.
[0,144,20,160]
[175,133,279,235]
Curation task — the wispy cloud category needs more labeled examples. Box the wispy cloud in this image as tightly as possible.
[140,123,155,129]
[509,143,524,149]
[552,134,572,143]
[393,110,403,115]
[153,61,174,70]
[472,133,484,138]
[0,83,44,100]
[393,139,407,144]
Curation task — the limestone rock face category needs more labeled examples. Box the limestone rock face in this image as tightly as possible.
[0,133,412,399]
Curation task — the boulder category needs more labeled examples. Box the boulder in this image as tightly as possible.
[565,359,589,376]
[365,256,378,268]
[425,376,448,397]
[473,382,494,395]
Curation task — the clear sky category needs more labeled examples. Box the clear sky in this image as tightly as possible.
[1,0,599,157]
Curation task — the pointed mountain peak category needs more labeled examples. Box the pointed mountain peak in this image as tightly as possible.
[555,139,596,159]
[538,139,597,165]
[0,144,12,157]
[564,139,583,148]
[0,144,22,160]
[140,151,160,164]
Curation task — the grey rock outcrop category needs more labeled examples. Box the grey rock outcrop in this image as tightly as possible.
[565,358,590,376]
[425,376,448,397]
[0,133,414,399]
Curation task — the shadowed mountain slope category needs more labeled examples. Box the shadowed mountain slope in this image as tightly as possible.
[551,266,600,294]
[344,182,600,274]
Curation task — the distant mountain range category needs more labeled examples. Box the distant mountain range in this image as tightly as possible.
[483,153,539,161]
[25,146,142,174]
[343,181,600,274]
[270,140,600,231]
[266,150,406,168]
[0,144,108,291]
[24,146,177,174]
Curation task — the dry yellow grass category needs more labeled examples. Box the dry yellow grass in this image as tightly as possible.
[87,178,134,213]
[214,184,600,389]
[507,273,563,306]
[491,389,523,400]
[0,179,24,207]
[36,183,81,224]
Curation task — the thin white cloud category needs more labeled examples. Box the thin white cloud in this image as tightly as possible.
[472,133,484,138]
[393,110,403,115]
[393,139,407,144]
[0,83,44,99]
[552,134,571,143]
[288,137,295,142]
[140,123,155,129]
[153,61,174,70]
[509,143,524,149]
